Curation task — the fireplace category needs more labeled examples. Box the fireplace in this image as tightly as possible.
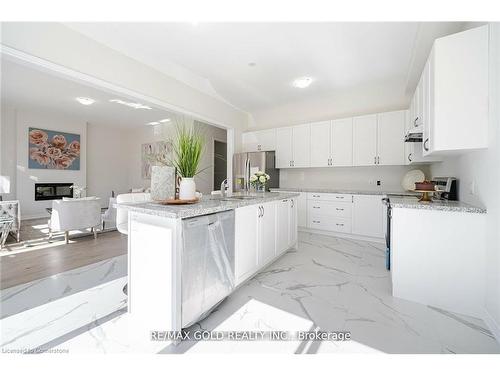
[35,183,74,201]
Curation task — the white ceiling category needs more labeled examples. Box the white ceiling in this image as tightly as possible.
[66,22,465,114]
[1,59,177,128]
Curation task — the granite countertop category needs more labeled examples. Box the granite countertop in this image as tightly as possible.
[271,187,420,197]
[386,196,486,214]
[116,192,299,219]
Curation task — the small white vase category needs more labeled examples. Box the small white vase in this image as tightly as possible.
[179,177,196,200]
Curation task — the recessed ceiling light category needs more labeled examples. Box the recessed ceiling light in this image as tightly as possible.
[147,122,160,126]
[109,99,152,110]
[159,118,171,123]
[292,77,313,89]
[248,62,256,67]
[75,97,95,105]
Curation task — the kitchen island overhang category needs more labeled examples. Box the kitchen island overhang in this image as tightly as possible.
[117,192,300,348]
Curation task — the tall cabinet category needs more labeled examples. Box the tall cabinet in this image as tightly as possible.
[276,124,310,168]
[309,119,353,167]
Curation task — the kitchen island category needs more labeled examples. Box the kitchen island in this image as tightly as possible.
[117,192,299,346]
[387,196,487,318]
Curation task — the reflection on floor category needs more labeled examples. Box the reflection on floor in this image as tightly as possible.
[1,232,499,354]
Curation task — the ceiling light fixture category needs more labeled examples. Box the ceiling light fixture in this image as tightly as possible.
[292,77,313,89]
[159,118,171,123]
[147,122,160,126]
[248,62,256,67]
[75,97,95,106]
[109,99,152,110]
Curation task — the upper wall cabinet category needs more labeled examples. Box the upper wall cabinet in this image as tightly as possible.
[353,114,378,166]
[276,124,310,168]
[309,119,353,167]
[423,25,489,155]
[353,111,406,166]
[242,129,276,152]
[377,110,406,165]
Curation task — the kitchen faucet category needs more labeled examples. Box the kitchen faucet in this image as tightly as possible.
[220,179,228,197]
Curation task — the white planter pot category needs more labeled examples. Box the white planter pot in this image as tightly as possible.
[179,177,196,200]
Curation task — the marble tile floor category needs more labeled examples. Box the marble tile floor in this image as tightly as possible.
[1,232,499,354]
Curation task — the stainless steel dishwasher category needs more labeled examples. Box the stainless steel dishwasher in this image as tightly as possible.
[181,210,235,328]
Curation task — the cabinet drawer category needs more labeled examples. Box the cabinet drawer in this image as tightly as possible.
[307,192,352,202]
[307,201,352,218]
[308,216,352,233]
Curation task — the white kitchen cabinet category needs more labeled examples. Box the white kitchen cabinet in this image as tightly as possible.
[296,192,307,228]
[275,127,293,168]
[292,124,311,168]
[424,25,489,155]
[353,114,378,166]
[289,198,298,247]
[242,129,276,152]
[234,205,260,284]
[258,201,277,266]
[310,121,331,167]
[331,118,353,167]
[276,198,290,255]
[377,110,405,165]
[352,195,384,238]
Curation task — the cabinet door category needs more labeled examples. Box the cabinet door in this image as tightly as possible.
[259,202,276,266]
[331,118,353,167]
[288,198,298,247]
[377,111,405,166]
[256,129,276,151]
[353,115,377,166]
[242,132,258,152]
[276,199,290,255]
[310,121,331,167]
[352,195,384,238]
[296,192,307,228]
[292,124,311,168]
[416,74,424,127]
[235,205,259,284]
[276,127,293,168]
[423,52,432,156]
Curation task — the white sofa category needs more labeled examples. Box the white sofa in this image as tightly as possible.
[116,193,151,235]
[48,197,102,243]
[0,200,21,242]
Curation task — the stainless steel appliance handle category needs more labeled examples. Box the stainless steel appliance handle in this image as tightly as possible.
[423,138,429,151]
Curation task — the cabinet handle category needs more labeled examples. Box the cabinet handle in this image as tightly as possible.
[313,206,320,209]
[414,116,419,126]
[262,206,265,216]
[374,156,377,164]
[335,196,344,199]
[336,208,344,211]
[377,156,380,164]
[423,138,429,151]
[408,153,412,162]
[312,195,320,198]
[336,223,344,226]
[312,220,321,224]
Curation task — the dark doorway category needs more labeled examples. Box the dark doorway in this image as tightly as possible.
[213,140,227,191]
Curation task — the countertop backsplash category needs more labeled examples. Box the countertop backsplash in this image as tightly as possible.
[279,165,432,194]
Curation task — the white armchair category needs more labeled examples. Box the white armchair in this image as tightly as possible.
[101,197,117,230]
[48,197,102,243]
[116,193,151,235]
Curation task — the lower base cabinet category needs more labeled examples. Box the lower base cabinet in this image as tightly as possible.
[235,198,297,286]
[352,195,384,238]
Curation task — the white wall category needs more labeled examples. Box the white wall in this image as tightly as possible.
[430,23,500,336]
[280,165,431,193]
[86,123,131,203]
[126,119,227,195]
[0,23,249,141]
[14,106,87,219]
[0,102,17,201]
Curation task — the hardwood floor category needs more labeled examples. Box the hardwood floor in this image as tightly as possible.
[0,231,127,290]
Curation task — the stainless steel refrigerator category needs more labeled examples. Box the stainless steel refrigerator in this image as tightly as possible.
[233,151,280,192]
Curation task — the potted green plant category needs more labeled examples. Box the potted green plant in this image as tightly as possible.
[173,124,205,200]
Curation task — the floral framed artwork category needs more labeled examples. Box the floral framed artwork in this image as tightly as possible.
[28,128,81,170]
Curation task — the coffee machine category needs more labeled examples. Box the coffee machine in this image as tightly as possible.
[431,177,458,201]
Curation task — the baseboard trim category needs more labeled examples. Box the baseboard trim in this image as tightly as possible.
[299,227,385,244]
[483,308,500,344]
